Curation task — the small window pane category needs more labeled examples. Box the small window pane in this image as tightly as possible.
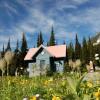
[40,60,45,68]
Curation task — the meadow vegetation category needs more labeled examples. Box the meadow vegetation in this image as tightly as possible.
[0,72,99,100]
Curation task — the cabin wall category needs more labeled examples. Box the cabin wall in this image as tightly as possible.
[28,49,51,77]
[36,49,51,75]
[54,60,64,72]
[28,48,65,77]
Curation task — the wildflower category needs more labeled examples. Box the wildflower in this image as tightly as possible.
[87,81,93,88]
[36,94,40,98]
[30,96,36,100]
[52,96,61,100]
[44,78,53,85]
[96,81,100,85]
[48,78,53,82]
[8,80,11,85]
[44,80,49,85]
[94,88,100,100]
[20,80,25,85]
[61,81,66,87]
[30,94,40,100]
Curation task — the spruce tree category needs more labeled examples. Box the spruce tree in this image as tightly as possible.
[15,40,19,53]
[40,31,43,45]
[14,40,20,73]
[20,32,28,69]
[37,34,39,47]
[1,44,5,57]
[87,37,94,61]
[49,27,56,46]
[75,34,81,60]
[82,37,88,63]
[21,32,28,54]
[5,38,11,52]
[37,31,43,47]
[68,42,75,60]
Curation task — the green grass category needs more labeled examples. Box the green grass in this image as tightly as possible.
[0,72,99,100]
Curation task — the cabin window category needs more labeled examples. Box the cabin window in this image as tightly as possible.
[40,60,45,68]
[41,51,44,55]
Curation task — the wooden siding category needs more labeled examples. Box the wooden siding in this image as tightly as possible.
[28,47,65,77]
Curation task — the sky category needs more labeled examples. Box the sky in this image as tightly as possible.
[0,0,100,50]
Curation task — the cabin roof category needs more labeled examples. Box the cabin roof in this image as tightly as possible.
[24,45,67,60]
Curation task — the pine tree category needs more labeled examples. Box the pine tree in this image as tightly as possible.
[37,34,39,47]
[1,44,5,57]
[49,27,56,46]
[87,37,94,61]
[68,42,75,60]
[75,34,81,60]
[5,38,11,52]
[21,32,28,54]
[37,31,43,47]
[82,37,88,63]
[15,40,19,53]
[40,31,43,45]
[20,32,28,69]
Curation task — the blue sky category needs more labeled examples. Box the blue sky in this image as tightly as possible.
[0,0,100,50]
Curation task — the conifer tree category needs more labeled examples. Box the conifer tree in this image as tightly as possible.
[82,37,88,63]
[15,40,19,53]
[40,31,43,45]
[68,42,75,60]
[87,37,94,61]
[37,31,43,47]
[75,34,81,60]
[49,27,56,46]
[21,32,28,54]
[20,32,28,69]
[14,40,20,73]
[5,38,11,52]
[1,44,5,57]
[37,34,39,47]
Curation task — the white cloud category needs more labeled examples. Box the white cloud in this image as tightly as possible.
[0,0,100,50]
[0,7,55,50]
[67,7,100,32]
[72,0,90,5]
[0,34,19,50]
[56,4,77,11]
[2,1,19,16]
[12,8,55,35]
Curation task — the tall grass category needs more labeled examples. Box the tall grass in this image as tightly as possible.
[0,72,99,100]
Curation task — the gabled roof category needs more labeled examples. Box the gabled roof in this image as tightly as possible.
[46,45,66,58]
[24,48,38,60]
[24,45,66,60]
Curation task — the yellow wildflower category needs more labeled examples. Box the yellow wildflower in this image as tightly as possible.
[48,78,53,82]
[61,81,66,87]
[94,88,100,100]
[87,81,93,88]
[8,80,11,85]
[44,80,49,85]
[96,81,100,85]
[30,96,36,100]
[52,96,61,100]
[98,88,100,92]
[44,78,53,85]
